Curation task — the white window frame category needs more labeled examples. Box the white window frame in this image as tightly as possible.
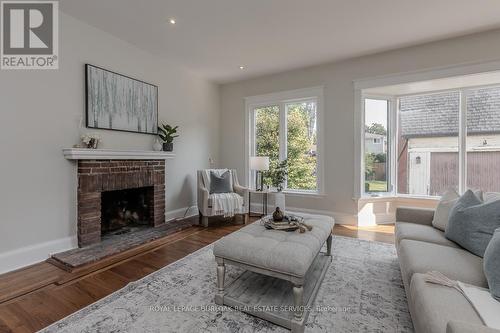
[361,95,397,197]
[353,60,500,200]
[358,83,500,198]
[244,86,325,195]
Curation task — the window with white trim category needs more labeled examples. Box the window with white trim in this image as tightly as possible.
[246,88,323,193]
[361,84,500,197]
[364,98,391,194]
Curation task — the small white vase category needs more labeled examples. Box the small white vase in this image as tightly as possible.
[153,138,163,151]
[274,192,286,213]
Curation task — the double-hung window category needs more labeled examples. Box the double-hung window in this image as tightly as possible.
[246,87,324,194]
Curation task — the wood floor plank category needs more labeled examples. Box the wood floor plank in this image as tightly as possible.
[0,215,394,332]
[0,262,67,303]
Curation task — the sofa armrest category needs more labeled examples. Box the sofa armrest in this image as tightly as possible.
[233,184,249,213]
[447,321,500,333]
[396,207,434,226]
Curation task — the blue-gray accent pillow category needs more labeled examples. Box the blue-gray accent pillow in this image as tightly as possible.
[209,171,232,194]
[484,228,500,301]
[445,190,500,257]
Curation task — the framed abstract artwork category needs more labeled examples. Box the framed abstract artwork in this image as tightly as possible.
[85,64,158,134]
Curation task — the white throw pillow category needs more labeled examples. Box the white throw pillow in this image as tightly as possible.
[484,192,500,202]
[432,189,483,231]
[432,189,460,231]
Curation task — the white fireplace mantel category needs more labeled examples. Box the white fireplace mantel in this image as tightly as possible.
[63,148,176,160]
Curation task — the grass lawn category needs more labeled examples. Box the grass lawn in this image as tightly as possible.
[366,181,388,192]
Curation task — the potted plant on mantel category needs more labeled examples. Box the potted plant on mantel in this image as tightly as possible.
[158,124,179,152]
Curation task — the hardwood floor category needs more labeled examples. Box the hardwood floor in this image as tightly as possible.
[0,217,394,333]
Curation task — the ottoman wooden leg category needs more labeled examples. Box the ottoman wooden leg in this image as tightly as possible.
[293,284,304,320]
[326,234,332,256]
[215,258,225,305]
[291,284,305,332]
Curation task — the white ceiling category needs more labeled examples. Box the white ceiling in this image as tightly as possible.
[60,0,500,83]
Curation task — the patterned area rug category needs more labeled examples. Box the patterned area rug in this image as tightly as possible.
[41,236,413,332]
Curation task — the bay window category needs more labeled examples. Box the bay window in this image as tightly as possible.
[361,84,500,197]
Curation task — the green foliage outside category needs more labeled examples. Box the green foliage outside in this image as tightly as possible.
[365,123,387,136]
[365,180,388,192]
[364,122,388,192]
[365,153,386,178]
[365,152,388,192]
[365,152,375,179]
[255,103,317,191]
[254,106,280,187]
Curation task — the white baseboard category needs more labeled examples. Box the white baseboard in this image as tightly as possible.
[165,205,198,221]
[0,236,77,275]
[0,206,199,275]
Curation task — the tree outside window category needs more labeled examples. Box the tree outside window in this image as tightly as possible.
[254,101,318,191]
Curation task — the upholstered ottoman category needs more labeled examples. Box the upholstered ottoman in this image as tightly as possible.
[213,213,334,333]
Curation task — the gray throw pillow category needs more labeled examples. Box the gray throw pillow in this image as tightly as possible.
[209,171,232,194]
[484,228,500,301]
[445,190,500,257]
[433,189,483,231]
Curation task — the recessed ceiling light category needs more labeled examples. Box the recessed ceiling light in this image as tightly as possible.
[239,66,245,70]
[169,18,176,25]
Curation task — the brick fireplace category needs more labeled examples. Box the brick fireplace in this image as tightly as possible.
[77,159,165,247]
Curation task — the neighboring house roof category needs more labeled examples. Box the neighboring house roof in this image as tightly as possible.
[400,87,500,138]
[365,133,385,139]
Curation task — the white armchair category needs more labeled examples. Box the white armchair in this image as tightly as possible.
[197,169,249,227]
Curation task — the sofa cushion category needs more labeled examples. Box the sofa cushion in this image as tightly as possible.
[484,228,500,301]
[395,222,460,248]
[409,273,483,333]
[485,192,500,202]
[397,239,487,292]
[446,321,500,333]
[213,213,334,277]
[396,207,435,226]
[446,190,500,257]
[433,189,460,231]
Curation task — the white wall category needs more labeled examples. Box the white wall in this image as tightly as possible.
[0,13,220,272]
[220,29,500,224]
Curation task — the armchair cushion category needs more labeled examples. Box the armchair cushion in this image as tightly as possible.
[209,170,233,194]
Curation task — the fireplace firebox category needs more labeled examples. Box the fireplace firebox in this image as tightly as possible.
[101,186,154,236]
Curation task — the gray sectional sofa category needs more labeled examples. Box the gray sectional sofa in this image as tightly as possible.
[395,207,500,333]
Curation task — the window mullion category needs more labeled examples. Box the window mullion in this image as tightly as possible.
[389,97,397,194]
[279,102,288,188]
[459,90,467,194]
